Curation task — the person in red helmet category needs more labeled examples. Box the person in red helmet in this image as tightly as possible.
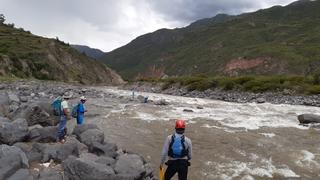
[160,119,192,180]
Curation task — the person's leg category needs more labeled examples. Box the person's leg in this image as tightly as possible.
[165,161,178,180]
[57,116,67,140]
[177,160,189,180]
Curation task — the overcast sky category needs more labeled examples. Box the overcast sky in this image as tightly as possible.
[0,0,296,52]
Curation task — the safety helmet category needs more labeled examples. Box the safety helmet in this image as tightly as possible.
[175,119,186,129]
[80,96,87,101]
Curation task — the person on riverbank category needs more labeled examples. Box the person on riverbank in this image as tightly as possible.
[160,119,192,180]
[76,96,87,125]
[57,92,72,143]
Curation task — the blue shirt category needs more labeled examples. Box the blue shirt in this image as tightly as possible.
[78,102,85,114]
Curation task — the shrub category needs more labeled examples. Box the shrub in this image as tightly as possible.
[306,85,320,94]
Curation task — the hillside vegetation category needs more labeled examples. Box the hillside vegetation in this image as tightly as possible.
[101,0,320,80]
[0,20,123,84]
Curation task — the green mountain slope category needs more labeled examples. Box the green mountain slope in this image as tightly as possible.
[100,0,320,80]
[71,44,105,60]
[0,23,123,84]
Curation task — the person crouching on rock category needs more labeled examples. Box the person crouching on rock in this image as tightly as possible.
[77,96,87,125]
[57,92,72,143]
[160,119,192,180]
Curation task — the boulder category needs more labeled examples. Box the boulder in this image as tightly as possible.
[28,126,57,143]
[36,136,84,163]
[298,114,320,124]
[7,91,20,104]
[89,142,118,158]
[183,109,194,112]
[154,99,169,106]
[79,129,104,147]
[19,96,28,103]
[13,142,42,163]
[0,145,29,179]
[256,98,266,104]
[7,169,33,180]
[0,118,29,145]
[73,124,99,139]
[114,154,146,179]
[63,156,115,180]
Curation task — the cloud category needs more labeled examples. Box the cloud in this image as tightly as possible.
[0,0,296,51]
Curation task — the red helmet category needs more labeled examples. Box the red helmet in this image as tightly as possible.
[175,119,186,129]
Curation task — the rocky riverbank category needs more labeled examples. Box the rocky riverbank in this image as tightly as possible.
[0,80,155,180]
[123,82,320,107]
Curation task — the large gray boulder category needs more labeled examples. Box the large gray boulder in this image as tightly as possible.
[28,126,57,143]
[35,136,85,163]
[89,142,118,158]
[298,114,320,124]
[0,118,28,145]
[13,142,43,163]
[7,169,34,180]
[154,99,169,106]
[79,129,104,147]
[114,154,146,179]
[72,124,99,139]
[0,145,29,179]
[63,156,115,180]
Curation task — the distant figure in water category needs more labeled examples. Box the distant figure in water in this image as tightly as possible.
[76,96,87,125]
[160,119,192,180]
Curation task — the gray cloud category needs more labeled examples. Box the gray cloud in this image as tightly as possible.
[0,0,296,51]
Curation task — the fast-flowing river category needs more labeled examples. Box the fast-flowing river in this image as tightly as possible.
[80,87,320,180]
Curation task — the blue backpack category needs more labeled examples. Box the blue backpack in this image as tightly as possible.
[71,103,79,118]
[51,97,62,116]
[168,134,188,158]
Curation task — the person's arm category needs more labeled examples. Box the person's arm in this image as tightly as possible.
[160,136,170,166]
[63,107,71,120]
[187,138,192,161]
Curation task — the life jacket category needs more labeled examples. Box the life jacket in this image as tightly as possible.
[168,134,188,158]
[51,97,62,116]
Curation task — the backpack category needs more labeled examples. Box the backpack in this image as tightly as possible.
[71,103,79,118]
[51,97,62,116]
[168,134,188,158]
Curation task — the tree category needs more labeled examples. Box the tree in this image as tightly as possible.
[0,14,5,24]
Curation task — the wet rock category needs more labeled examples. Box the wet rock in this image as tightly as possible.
[89,142,118,158]
[7,169,33,180]
[79,129,104,147]
[196,106,204,109]
[0,144,29,179]
[256,98,266,104]
[7,92,20,104]
[0,118,28,145]
[0,84,5,90]
[298,114,320,124]
[63,156,115,180]
[28,126,57,143]
[183,109,194,112]
[154,99,169,106]
[73,124,99,139]
[114,154,146,179]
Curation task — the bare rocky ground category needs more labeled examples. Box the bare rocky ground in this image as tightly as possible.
[1,80,320,180]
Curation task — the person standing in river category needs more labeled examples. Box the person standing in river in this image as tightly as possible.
[57,92,72,143]
[160,119,192,180]
[76,96,87,125]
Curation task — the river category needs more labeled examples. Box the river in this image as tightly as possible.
[80,86,320,180]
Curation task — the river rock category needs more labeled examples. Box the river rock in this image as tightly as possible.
[79,129,104,147]
[298,114,320,124]
[28,126,57,143]
[63,156,115,180]
[89,142,118,158]
[24,104,58,126]
[19,96,28,103]
[257,98,266,103]
[154,99,169,106]
[0,118,28,145]
[114,154,146,179]
[73,124,99,139]
[183,109,194,112]
[0,144,29,179]
[7,169,33,180]
[7,92,20,104]
[13,143,42,163]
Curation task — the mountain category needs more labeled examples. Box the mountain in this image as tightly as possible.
[100,0,320,80]
[0,23,123,84]
[71,45,105,60]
